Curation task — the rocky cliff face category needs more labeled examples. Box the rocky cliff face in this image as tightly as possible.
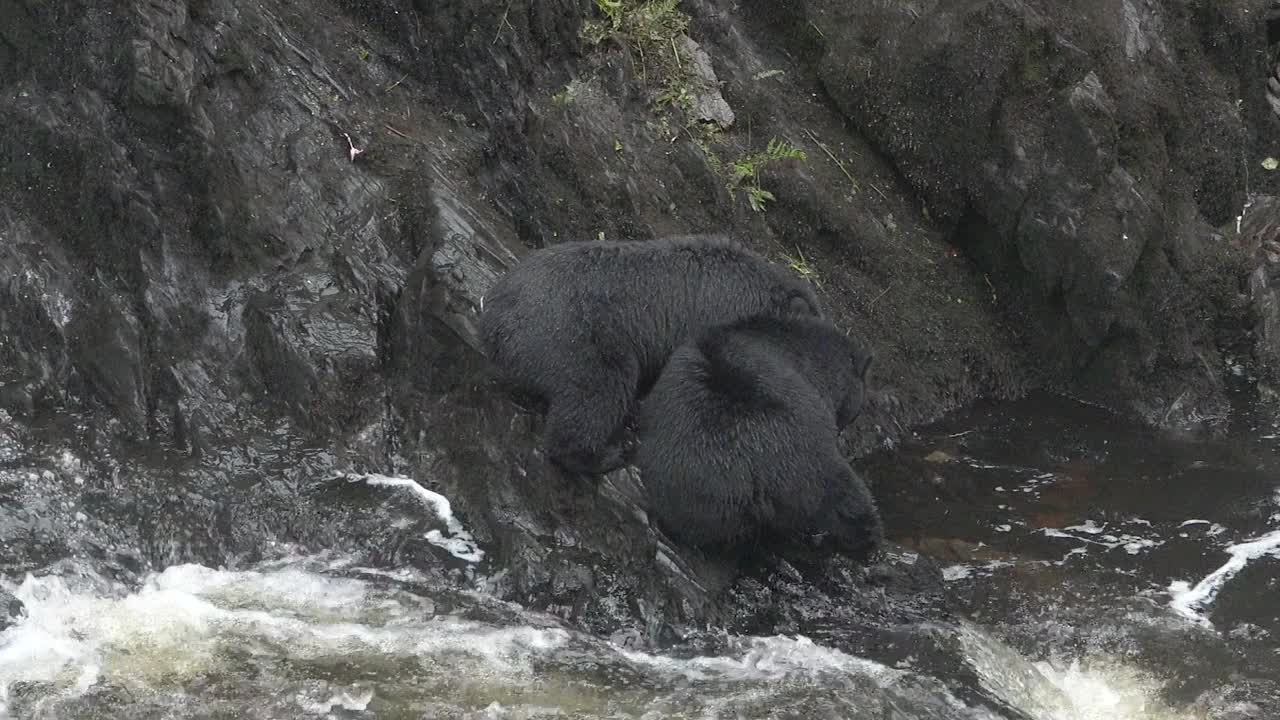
[0,0,1273,639]
[806,0,1274,427]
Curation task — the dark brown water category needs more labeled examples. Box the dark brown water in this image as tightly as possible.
[864,393,1280,716]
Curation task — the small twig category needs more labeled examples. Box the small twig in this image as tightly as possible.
[983,274,997,302]
[804,128,860,193]
[493,0,515,44]
[868,283,894,307]
[384,74,408,93]
[384,124,411,140]
[868,181,890,201]
[671,37,682,73]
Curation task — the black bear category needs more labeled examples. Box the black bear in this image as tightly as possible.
[635,314,882,558]
[478,235,820,475]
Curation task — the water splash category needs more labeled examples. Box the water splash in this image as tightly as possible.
[1032,659,1206,720]
[957,623,1205,720]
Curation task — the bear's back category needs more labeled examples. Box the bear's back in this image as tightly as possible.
[640,332,834,469]
[637,337,836,547]
[697,316,862,415]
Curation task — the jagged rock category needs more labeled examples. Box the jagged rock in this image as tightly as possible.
[1196,679,1280,719]
[0,220,76,415]
[67,294,148,433]
[0,589,23,632]
[806,0,1260,427]
[131,0,197,107]
[678,34,735,130]
[1236,195,1280,404]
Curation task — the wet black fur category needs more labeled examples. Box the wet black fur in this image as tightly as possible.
[636,314,882,557]
[478,235,821,475]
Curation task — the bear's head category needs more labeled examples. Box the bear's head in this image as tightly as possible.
[815,467,884,561]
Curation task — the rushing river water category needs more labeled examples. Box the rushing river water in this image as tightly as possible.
[1,394,1278,719]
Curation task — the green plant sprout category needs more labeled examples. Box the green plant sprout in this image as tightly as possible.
[781,246,821,287]
[726,138,807,212]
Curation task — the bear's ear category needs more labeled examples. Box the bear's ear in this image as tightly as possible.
[853,347,873,380]
[787,292,819,317]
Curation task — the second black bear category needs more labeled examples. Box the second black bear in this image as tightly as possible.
[636,314,883,557]
[478,235,821,475]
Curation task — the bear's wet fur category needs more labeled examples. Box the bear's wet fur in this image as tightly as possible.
[478,235,821,475]
[636,314,882,558]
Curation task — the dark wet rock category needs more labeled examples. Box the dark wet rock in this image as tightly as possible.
[1237,195,1280,408]
[707,545,1037,716]
[0,0,1273,651]
[1198,679,1280,719]
[241,270,388,432]
[68,297,148,435]
[0,589,23,631]
[0,224,76,417]
[715,544,954,654]
[1269,65,1280,118]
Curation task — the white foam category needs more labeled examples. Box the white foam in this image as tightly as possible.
[55,449,82,473]
[298,686,374,713]
[621,634,1004,720]
[1064,520,1105,535]
[1054,547,1089,565]
[0,561,567,713]
[1168,529,1280,628]
[1042,523,1164,556]
[1122,538,1160,555]
[0,556,1219,720]
[349,472,485,563]
[619,634,900,684]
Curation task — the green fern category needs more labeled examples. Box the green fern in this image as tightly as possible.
[724,137,807,212]
[656,80,693,113]
[764,138,806,162]
[746,187,776,212]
